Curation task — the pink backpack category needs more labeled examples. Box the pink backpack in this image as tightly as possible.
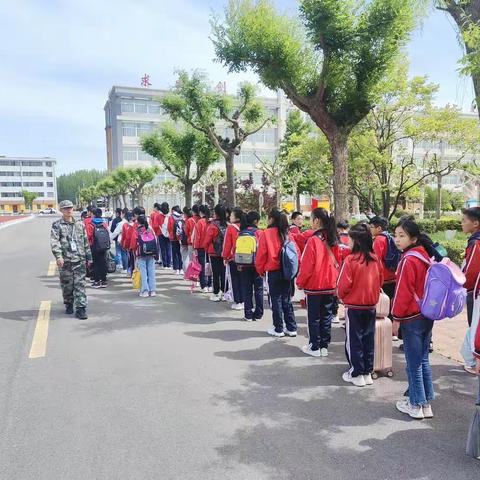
[184,254,202,292]
[405,252,467,321]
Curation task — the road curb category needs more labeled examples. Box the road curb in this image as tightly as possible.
[0,215,35,230]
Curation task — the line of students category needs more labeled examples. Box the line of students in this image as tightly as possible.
[113,202,480,420]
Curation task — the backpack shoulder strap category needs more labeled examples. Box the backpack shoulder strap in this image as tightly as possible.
[404,251,432,266]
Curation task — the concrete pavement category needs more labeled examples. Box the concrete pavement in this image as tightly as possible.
[0,217,479,480]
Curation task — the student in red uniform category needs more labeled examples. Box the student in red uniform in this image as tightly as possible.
[331,220,351,323]
[239,211,264,321]
[289,211,303,235]
[168,206,183,274]
[203,204,227,301]
[150,203,162,265]
[181,207,195,272]
[392,218,437,420]
[223,208,244,310]
[462,207,480,327]
[158,202,171,269]
[191,204,200,224]
[193,205,212,293]
[256,208,298,337]
[296,208,340,357]
[337,223,383,387]
[369,216,398,322]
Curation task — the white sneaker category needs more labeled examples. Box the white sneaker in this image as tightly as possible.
[320,348,329,357]
[301,344,321,357]
[201,287,208,294]
[149,291,156,297]
[231,303,244,310]
[422,404,434,418]
[267,327,285,338]
[283,329,297,337]
[122,269,128,274]
[209,293,221,302]
[179,269,184,275]
[342,371,366,387]
[364,373,374,385]
[464,365,477,375]
[396,398,424,419]
[331,316,340,324]
[244,317,253,322]
[207,287,213,293]
[139,292,149,298]
[392,335,399,341]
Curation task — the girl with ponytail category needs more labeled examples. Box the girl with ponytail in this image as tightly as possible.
[392,218,436,420]
[296,208,341,357]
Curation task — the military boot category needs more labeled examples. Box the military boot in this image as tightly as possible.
[75,308,88,320]
[65,304,74,314]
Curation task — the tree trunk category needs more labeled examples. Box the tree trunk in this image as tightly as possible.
[351,195,360,216]
[330,136,349,220]
[137,191,144,207]
[121,194,127,208]
[184,182,193,207]
[295,191,301,212]
[418,183,425,220]
[214,183,219,206]
[382,189,390,219]
[436,174,442,221]
[225,151,236,206]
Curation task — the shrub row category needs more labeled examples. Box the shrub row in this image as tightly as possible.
[389,217,462,233]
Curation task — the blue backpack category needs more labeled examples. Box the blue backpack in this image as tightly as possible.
[281,239,299,280]
[381,232,401,271]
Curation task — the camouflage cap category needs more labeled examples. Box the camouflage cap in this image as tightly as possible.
[59,200,74,209]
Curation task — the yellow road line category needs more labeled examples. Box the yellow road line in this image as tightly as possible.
[47,261,57,277]
[29,301,51,359]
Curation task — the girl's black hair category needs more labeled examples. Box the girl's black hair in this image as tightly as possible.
[395,218,438,259]
[214,204,227,226]
[231,207,245,226]
[241,210,260,230]
[160,202,169,215]
[192,204,200,215]
[337,220,349,230]
[137,214,149,228]
[349,223,375,264]
[225,207,232,219]
[268,207,289,242]
[124,211,133,222]
[172,205,182,214]
[199,204,210,219]
[311,208,338,247]
[183,206,192,218]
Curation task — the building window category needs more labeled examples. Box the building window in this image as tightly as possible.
[0,171,20,176]
[138,150,154,163]
[22,171,44,177]
[249,128,276,144]
[47,192,54,197]
[46,172,53,177]
[0,160,20,166]
[1,192,23,198]
[45,161,53,167]
[122,122,153,137]
[22,182,44,187]
[121,101,134,113]
[21,161,42,166]
[0,182,22,187]
[36,204,41,209]
[134,102,148,113]
[0,205,4,209]
[148,102,160,114]
[46,182,54,187]
[123,147,138,162]
[122,122,136,137]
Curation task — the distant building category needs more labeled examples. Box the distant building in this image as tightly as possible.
[0,156,57,213]
[104,86,296,204]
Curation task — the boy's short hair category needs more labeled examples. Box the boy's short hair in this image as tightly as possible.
[462,207,480,223]
[291,211,302,220]
[337,220,349,230]
[369,216,389,231]
[247,211,260,225]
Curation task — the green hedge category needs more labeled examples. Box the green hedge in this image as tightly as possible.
[436,217,462,232]
[442,239,465,266]
[388,216,462,234]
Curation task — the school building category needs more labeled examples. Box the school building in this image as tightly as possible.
[0,156,58,214]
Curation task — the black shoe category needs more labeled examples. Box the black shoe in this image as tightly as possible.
[75,308,88,320]
[65,304,74,314]
[100,281,107,288]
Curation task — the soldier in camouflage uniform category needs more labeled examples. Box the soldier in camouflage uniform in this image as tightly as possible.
[50,200,92,319]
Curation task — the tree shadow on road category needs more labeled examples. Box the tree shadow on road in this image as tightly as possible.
[0,310,37,322]
[212,358,479,480]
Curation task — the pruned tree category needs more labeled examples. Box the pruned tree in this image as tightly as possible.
[141,124,220,206]
[21,190,38,211]
[79,185,99,206]
[209,169,227,205]
[212,0,417,219]
[255,152,286,208]
[160,70,273,206]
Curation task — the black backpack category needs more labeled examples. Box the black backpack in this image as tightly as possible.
[380,232,401,271]
[212,221,227,256]
[93,224,110,252]
[175,219,188,246]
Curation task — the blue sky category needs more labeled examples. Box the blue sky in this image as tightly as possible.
[0,0,474,174]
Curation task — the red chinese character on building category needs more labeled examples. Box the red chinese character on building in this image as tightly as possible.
[141,74,152,87]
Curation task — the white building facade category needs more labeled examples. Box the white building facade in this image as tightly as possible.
[0,156,57,213]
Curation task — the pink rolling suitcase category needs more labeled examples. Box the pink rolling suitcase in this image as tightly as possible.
[373,291,394,379]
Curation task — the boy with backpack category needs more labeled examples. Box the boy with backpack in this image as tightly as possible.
[236,211,264,321]
[86,208,110,288]
[369,216,400,336]
[168,206,184,275]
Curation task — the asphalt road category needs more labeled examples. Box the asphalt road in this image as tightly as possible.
[0,217,479,480]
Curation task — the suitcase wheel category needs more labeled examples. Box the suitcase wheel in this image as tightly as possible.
[387,370,394,378]
[371,372,379,380]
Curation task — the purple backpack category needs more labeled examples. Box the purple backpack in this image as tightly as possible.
[405,252,467,321]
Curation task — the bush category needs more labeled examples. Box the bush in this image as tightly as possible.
[416,219,436,233]
[442,239,465,266]
[436,217,462,232]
